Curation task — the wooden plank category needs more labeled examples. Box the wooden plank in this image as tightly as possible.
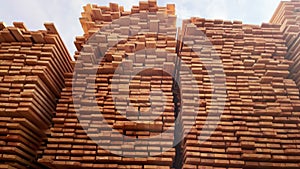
[0,22,6,30]
[12,22,28,31]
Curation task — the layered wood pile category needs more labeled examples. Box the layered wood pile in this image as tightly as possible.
[39,1,179,168]
[1,0,300,169]
[74,0,175,52]
[178,17,300,169]
[270,0,300,90]
[0,23,73,168]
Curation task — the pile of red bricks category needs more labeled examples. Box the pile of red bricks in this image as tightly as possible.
[1,0,300,169]
[0,23,72,168]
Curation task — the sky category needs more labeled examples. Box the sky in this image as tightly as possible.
[0,0,282,56]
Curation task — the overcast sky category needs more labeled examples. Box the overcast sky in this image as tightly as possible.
[1,0,281,56]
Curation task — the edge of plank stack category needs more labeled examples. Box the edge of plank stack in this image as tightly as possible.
[270,0,300,90]
[0,23,73,168]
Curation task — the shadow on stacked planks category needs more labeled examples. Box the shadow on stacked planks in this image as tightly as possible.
[0,22,73,168]
[179,17,300,169]
[39,0,179,168]
[270,0,300,91]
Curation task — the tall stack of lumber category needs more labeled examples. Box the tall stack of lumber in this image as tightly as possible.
[74,0,175,52]
[179,17,300,168]
[39,1,179,168]
[270,0,300,90]
[2,0,300,169]
[0,22,73,168]
[74,2,124,52]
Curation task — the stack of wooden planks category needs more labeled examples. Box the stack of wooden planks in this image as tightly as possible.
[40,0,300,168]
[178,17,300,169]
[270,0,300,90]
[74,0,175,52]
[2,0,300,169]
[0,23,73,168]
[39,1,179,168]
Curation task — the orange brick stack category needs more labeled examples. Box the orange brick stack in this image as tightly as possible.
[179,17,300,168]
[270,0,300,90]
[0,23,72,168]
[39,1,179,168]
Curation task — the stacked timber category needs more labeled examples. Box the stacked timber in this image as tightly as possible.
[270,0,300,90]
[2,0,300,169]
[0,23,73,168]
[74,0,176,52]
[179,17,300,169]
[39,1,178,168]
